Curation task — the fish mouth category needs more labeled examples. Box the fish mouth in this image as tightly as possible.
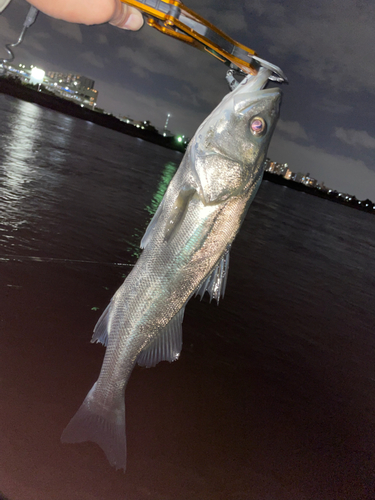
[234,67,282,98]
[256,86,282,100]
[260,86,282,106]
[232,68,282,110]
[234,85,282,117]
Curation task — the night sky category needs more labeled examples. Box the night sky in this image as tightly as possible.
[1,0,375,200]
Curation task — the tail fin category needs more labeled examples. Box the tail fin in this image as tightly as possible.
[61,382,127,471]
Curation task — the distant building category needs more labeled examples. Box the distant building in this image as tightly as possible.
[266,162,289,176]
[264,160,289,176]
[264,158,271,170]
[264,158,372,209]
[46,81,98,108]
[302,172,318,188]
[4,63,99,109]
[293,172,304,183]
[2,62,31,81]
[44,71,98,109]
[119,115,134,125]
[278,163,289,176]
[45,71,94,90]
[283,168,293,180]
[132,120,145,129]
[264,160,278,173]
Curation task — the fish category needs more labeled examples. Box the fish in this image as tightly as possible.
[61,67,281,471]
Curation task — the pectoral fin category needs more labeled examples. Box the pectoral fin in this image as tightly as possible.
[137,306,185,368]
[195,245,231,304]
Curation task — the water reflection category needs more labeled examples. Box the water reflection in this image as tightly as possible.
[2,100,42,192]
[145,161,177,217]
[1,103,75,196]
[0,100,76,256]
[126,161,177,258]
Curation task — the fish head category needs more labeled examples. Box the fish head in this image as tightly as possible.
[192,69,281,204]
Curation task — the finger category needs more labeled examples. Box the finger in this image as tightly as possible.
[109,2,144,30]
[26,0,117,25]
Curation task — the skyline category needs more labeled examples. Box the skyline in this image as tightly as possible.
[1,0,375,201]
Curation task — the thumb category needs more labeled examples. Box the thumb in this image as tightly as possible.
[109,1,144,30]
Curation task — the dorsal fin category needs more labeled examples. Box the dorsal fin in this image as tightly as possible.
[137,306,185,368]
[195,246,231,304]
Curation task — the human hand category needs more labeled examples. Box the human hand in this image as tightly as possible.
[26,0,144,30]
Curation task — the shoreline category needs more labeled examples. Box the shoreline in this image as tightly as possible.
[0,78,186,153]
[263,171,375,214]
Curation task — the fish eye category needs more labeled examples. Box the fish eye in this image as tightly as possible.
[250,117,267,136]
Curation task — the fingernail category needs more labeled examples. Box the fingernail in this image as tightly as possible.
[123,13,143,30]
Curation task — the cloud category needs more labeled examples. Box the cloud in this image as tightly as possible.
[34,31,51,40]
[276,119,308,140]
[0,17,51,57]
[97,34,108,45]
[317,98,353,115]
[25,37,48,53]
[0,16,18,55]
[50,20,83,43]
[334,127,375,150]
[167,85,201,107]
[78,51,105,69]
[244,0,375,93]
[268,133,375,200]
[116,29,227,109]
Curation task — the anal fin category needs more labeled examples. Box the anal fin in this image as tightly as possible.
[137,306,185,368]
[195,245,231,304]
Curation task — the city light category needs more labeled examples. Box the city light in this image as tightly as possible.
[2,61,190,155]
[264,158,374,212]
[30,67,45,84]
